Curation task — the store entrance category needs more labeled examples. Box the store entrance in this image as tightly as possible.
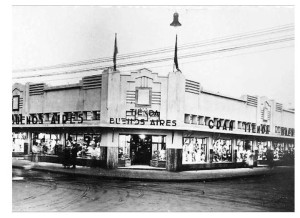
[130,134,152,165]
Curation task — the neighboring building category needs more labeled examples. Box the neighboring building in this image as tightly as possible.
[12,68,295,171]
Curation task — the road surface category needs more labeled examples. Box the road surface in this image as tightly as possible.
[12,168,294,212]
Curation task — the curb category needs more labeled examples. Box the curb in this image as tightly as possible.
[12,164,292,183]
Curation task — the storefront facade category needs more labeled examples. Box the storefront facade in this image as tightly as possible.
[12,68,295,171]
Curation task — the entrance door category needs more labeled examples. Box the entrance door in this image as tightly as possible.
[130,135,152,165]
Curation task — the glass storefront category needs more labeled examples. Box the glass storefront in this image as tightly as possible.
[236,139,252,162]
[66,133,101,158]
[211,139,232,163]
[118,134,166,165]
[257,141,268,160]
[12,132,27,152]
[119,135,131,160]
[151,136,166,161]
[273,142,285,160]
[32,133,61,155]
[183,137,208,164]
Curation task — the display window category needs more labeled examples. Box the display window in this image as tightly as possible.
[12,132,26,152]
[118,134,166,165]
[66,133,101,158]
[183,137,207,164]
[287,143,294,153]
[151,136,166,161]
[212,139,232,163]
[257,141,268,160]
[273,142,285,160]
[119,135,131,160]
[32,133,59,155]
[236,139,252,162]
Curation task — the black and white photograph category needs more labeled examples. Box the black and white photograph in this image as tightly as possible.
[10,2,295,213]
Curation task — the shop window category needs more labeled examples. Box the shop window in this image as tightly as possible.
[151,136,166,161]
[212,139,232,162]
[183,137,207,164]
[236,139,253,162]
[119,135,131,160]
[273,142,284,160]
[257,141,268,160]
[12,132,26,152]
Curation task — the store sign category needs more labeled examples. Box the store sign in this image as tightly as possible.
[110,118,176,126]
[244,123,270,134]
[275,126,295,137]
[126,108,160,120]
[208,119,234,131]
[110,108,176,126]
[12,114,83,125]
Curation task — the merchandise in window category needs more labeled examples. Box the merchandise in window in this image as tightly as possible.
[212,139,232,162]
[236,139,253,163]
[12,132,26,152]
[119,135,131,160]
[273,142,284,160]
[257,141,268,160]
[151,136,166,161]
[183,137,207,164]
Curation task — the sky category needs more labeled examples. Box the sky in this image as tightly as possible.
[12,6,294,107]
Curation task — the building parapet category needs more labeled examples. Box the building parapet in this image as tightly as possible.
[202,89,247,102]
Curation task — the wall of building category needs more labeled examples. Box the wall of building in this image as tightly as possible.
[198,92,256,122]
[43,87,82,113]
[12,68,294,136]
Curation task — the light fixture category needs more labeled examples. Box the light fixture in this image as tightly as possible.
[139,134,146,139]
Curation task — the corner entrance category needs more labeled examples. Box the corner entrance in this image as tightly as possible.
[130,134,152,165]
[118,134,166,166]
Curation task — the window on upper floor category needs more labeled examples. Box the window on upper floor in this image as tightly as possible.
[12,95,19,111]
[136,87,151,107]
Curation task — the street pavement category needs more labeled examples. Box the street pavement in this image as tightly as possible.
[12,157,294,182]
[12,167,294,212]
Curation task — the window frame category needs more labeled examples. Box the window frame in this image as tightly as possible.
[12,95,20,111]
[135,87,152,107]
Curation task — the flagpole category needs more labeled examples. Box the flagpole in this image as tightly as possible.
[170,11,182,73]
[113,33,118,71]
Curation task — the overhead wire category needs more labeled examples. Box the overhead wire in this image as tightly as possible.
[12,35,293,80]
[13,24,294,73]
[17,43,293,84]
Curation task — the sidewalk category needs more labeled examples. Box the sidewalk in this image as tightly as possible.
[12,157,294,182]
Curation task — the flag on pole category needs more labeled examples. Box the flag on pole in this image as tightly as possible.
[174,34,180,72]
[113,33,118,71]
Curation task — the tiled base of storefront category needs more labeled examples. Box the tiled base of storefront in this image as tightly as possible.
[12,152,26,157]
[257,159,294,166]
[20,154,294,171]
[23,155,107,168]
[182,162,248,171]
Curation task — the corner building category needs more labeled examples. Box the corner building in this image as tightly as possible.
[12,68,295,171]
